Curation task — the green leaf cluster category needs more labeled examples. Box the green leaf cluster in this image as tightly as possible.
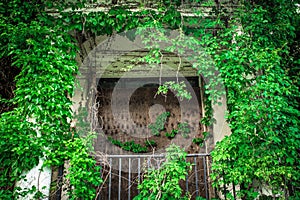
[166,129,179,139]
[1,0,299,199]
[133,144,191,200]
[108,137,148,153]
[148,112,170,136]
[165,123,191,139]
[206,1,300,198]
[157,81,192,101]
[0,1,102,199]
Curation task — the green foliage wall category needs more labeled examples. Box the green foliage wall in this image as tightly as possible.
[0,1,102,199]
[208,1,300,199]
[133,144,191,200]
[0,0,299,199]
[0,1,192,199]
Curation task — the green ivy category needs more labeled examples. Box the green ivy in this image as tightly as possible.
[108,137,148,153]
[0,1,100,198]
[148,112,170,136]
[207,1,300,198]
[1,0,299,199]
[165,123,191,139]
[157,81,192,101]
[166,129,179,139]
[192,138,204,146]
[133,144,191,200]
[0,112,42,198]
[178,122,191,138]
[145,140,158,147]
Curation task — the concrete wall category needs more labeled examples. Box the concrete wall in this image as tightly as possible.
[73,31,231,153]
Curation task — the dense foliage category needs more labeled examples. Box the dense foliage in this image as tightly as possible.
[0,1,102,199]
[209,1,300,199]
[0,0,299,199]
[133,144,191,200]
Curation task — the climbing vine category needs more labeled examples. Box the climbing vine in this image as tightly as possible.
[1,0,299,199]
[207,1,300,199]
[133,144,191,200]
[0,1,102,199]
[148,112,170,136]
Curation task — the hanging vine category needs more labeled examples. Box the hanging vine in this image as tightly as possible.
[0,0,299,199]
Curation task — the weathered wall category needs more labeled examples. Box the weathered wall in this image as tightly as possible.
[212,95,231,144]
[72,33,230,154]
[95,79,205,154]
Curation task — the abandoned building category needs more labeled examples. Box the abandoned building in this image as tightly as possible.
[14,1,235,199]
[62,2,232,199]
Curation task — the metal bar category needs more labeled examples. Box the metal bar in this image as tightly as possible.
[194,157,199,196]
[118,158,122,200]
[128,158,131,200]
[138,158,141,194]
[223,170,227,200]
[206,154,212,199]
[49,8,217,18]
[108,154,165,158]
[157,158,161,168]
[147,157,150,169]
[106,153,209,158]
[98,166,102,200]
[186,153,210,157]
[108,158,112,200]
[100,154,212,200]
[203,156,209,199]
[232,181,236,200]
[56,165,64,200]
[185,157,189,195]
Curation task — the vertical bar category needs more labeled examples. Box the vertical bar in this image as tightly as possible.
[157,158,160,168]
[56,165,64,200]
[223,170,227,200]
[118,158,122,200]
[128,158,131,200]
[108,158,112,200]
[194,157,199,196]
[284,176,288,200]
[98,166,102,200]
[138,158,141,194]
[185,157,189,195]
[203,156,209,199]
[206,155,212,199]
[147,157,150,169]
[232,181,236,200]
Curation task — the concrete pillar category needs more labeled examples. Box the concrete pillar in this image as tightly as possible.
[15,118,52,199]
[212,95,231,144]
[15,159,52,199]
